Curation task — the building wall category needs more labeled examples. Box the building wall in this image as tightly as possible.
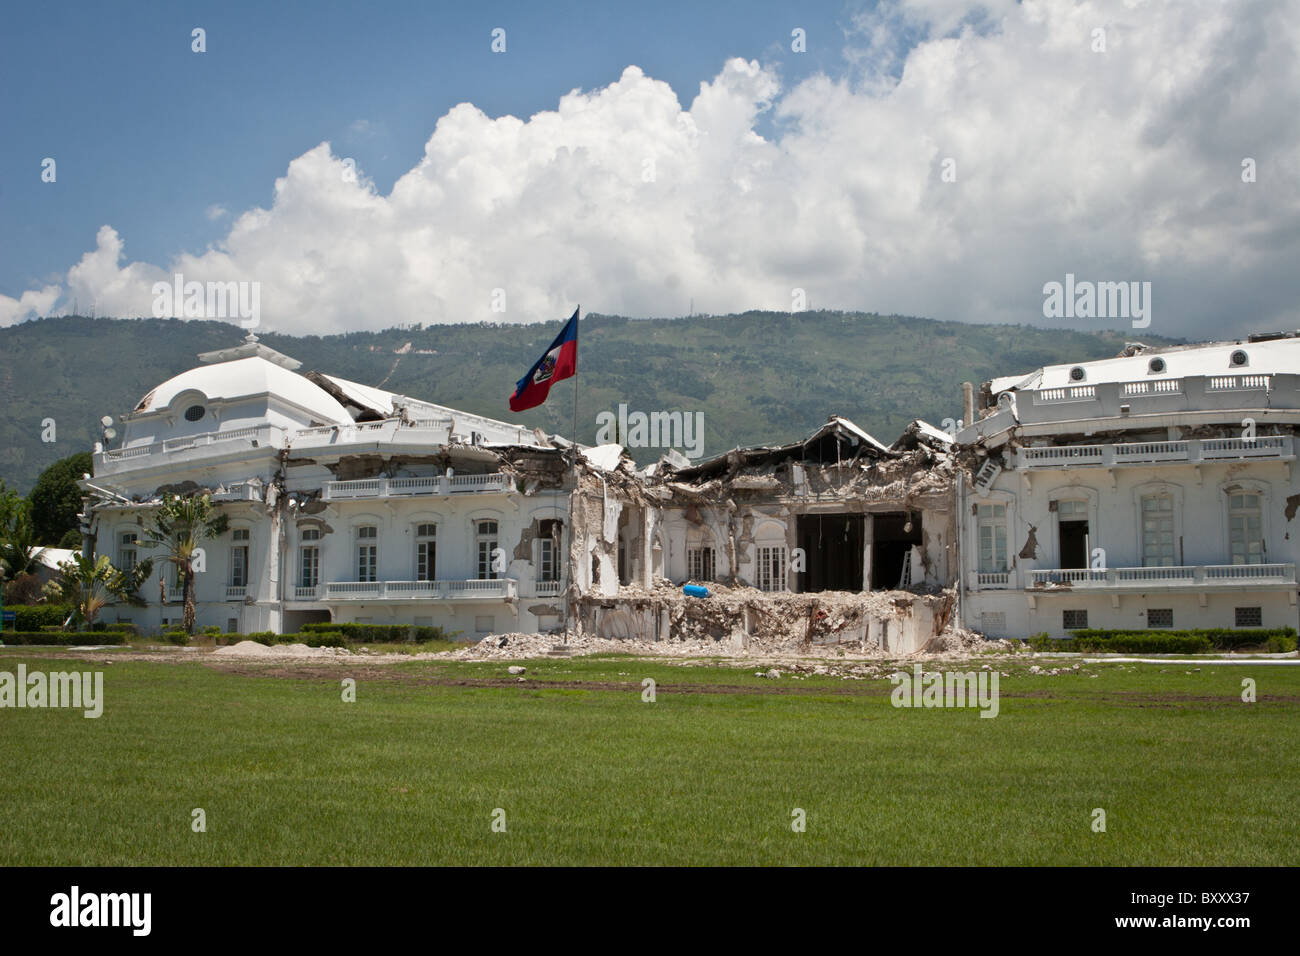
[962,458,1300,638]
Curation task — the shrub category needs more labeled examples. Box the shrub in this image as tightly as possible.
[1030,627,1297,654]
[8,604,74,631]
[0,631,129,646]
[300,622,447,643]
[301,630,346,648]
[163,631,190,646]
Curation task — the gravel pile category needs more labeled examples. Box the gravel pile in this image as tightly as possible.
[210,640,352,660]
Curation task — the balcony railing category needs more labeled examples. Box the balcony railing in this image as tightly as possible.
[98,425,284,467]
[535,579,563,596]
[322,578,518,600]
[323,473,513,500]
[1013,373,1300,427]
[293,585,321,600]
[289,416,535,449]
[225,585,247,600]
[1014,436,1292,469]
[975,571,1011,587]
[1028,563,1296,589]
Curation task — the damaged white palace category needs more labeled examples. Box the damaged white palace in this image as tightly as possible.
[81,331,1300,646]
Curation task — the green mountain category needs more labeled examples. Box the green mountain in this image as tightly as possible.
[0,312,1179,492]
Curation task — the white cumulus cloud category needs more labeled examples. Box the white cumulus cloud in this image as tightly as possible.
[3,0,1298,340]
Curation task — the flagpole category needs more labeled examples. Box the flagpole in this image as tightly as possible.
[566,306,580,642]
[572,305,580,450]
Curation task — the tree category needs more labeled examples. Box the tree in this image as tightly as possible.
[139,494,228,634]
[0,481,45,581]
[28,451,93,546]
[57,553,153,630]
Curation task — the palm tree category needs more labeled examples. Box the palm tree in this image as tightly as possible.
[139,494,229,634]
[57,553,153,630]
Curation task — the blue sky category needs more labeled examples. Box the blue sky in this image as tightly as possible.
[1,0,862,296]
[2,0,1297,339]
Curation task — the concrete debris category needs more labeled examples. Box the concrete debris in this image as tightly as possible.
[210,640,352,659]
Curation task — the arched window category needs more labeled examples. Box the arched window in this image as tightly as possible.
[299,526,321,589]
[1228,493,1264,565]
[415,523,437,581]
[476,520,499,580]
[1140,493,1175,567]
[356,525,378,582]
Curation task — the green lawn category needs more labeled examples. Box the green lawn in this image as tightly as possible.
[0,651,1296,865]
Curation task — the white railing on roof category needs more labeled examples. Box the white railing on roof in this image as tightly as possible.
[1112,440,1188,462]
[1118,377,1190,395]
[163,425,261,453]
[1019,445,1105,464]
[103,445,152,460]
[1015,436,1292,469]
[1208,374,1270,391]
[1202,436,1288,458]
[1035,385,1097,403]
[102,426,281,463]
[1121,379,1183,396]
[323,473,512,500]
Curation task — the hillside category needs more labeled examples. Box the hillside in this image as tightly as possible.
[0,312,1179,491]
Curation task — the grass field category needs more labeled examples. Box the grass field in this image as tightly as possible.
[0,649,1296,866]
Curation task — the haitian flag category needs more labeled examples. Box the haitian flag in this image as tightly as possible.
[509,308,578,412]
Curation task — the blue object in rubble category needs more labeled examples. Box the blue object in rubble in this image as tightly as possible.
[683,584,710,598]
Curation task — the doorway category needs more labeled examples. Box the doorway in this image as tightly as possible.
[871,511,922,590]
[1056,500,1090,569]
[796,513,865,592]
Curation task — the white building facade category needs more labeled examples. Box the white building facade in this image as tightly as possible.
[957,336,1300,638]
[86,335,571,637]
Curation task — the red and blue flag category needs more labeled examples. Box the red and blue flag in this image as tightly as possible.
[509,308,578,412]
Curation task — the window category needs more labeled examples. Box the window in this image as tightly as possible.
[476,520,499,580]
[118,531,137,572]
[688,546,715,582]
[226,618,238,633]
[1057,499,1087,518]
[977,504,1007,573]
[230,528,249,588]
[1235,606,1262,628]
[184,404,205,422]
[1147,608,1173,628]
[1140,494,1175,567]
[357,526,377,582]
[1228,494,1264,565]
[756,546,787,592]
[415,523,437,581]
[299,544,319,588]
[1063,609,1088,630]
[537,519,561,583]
